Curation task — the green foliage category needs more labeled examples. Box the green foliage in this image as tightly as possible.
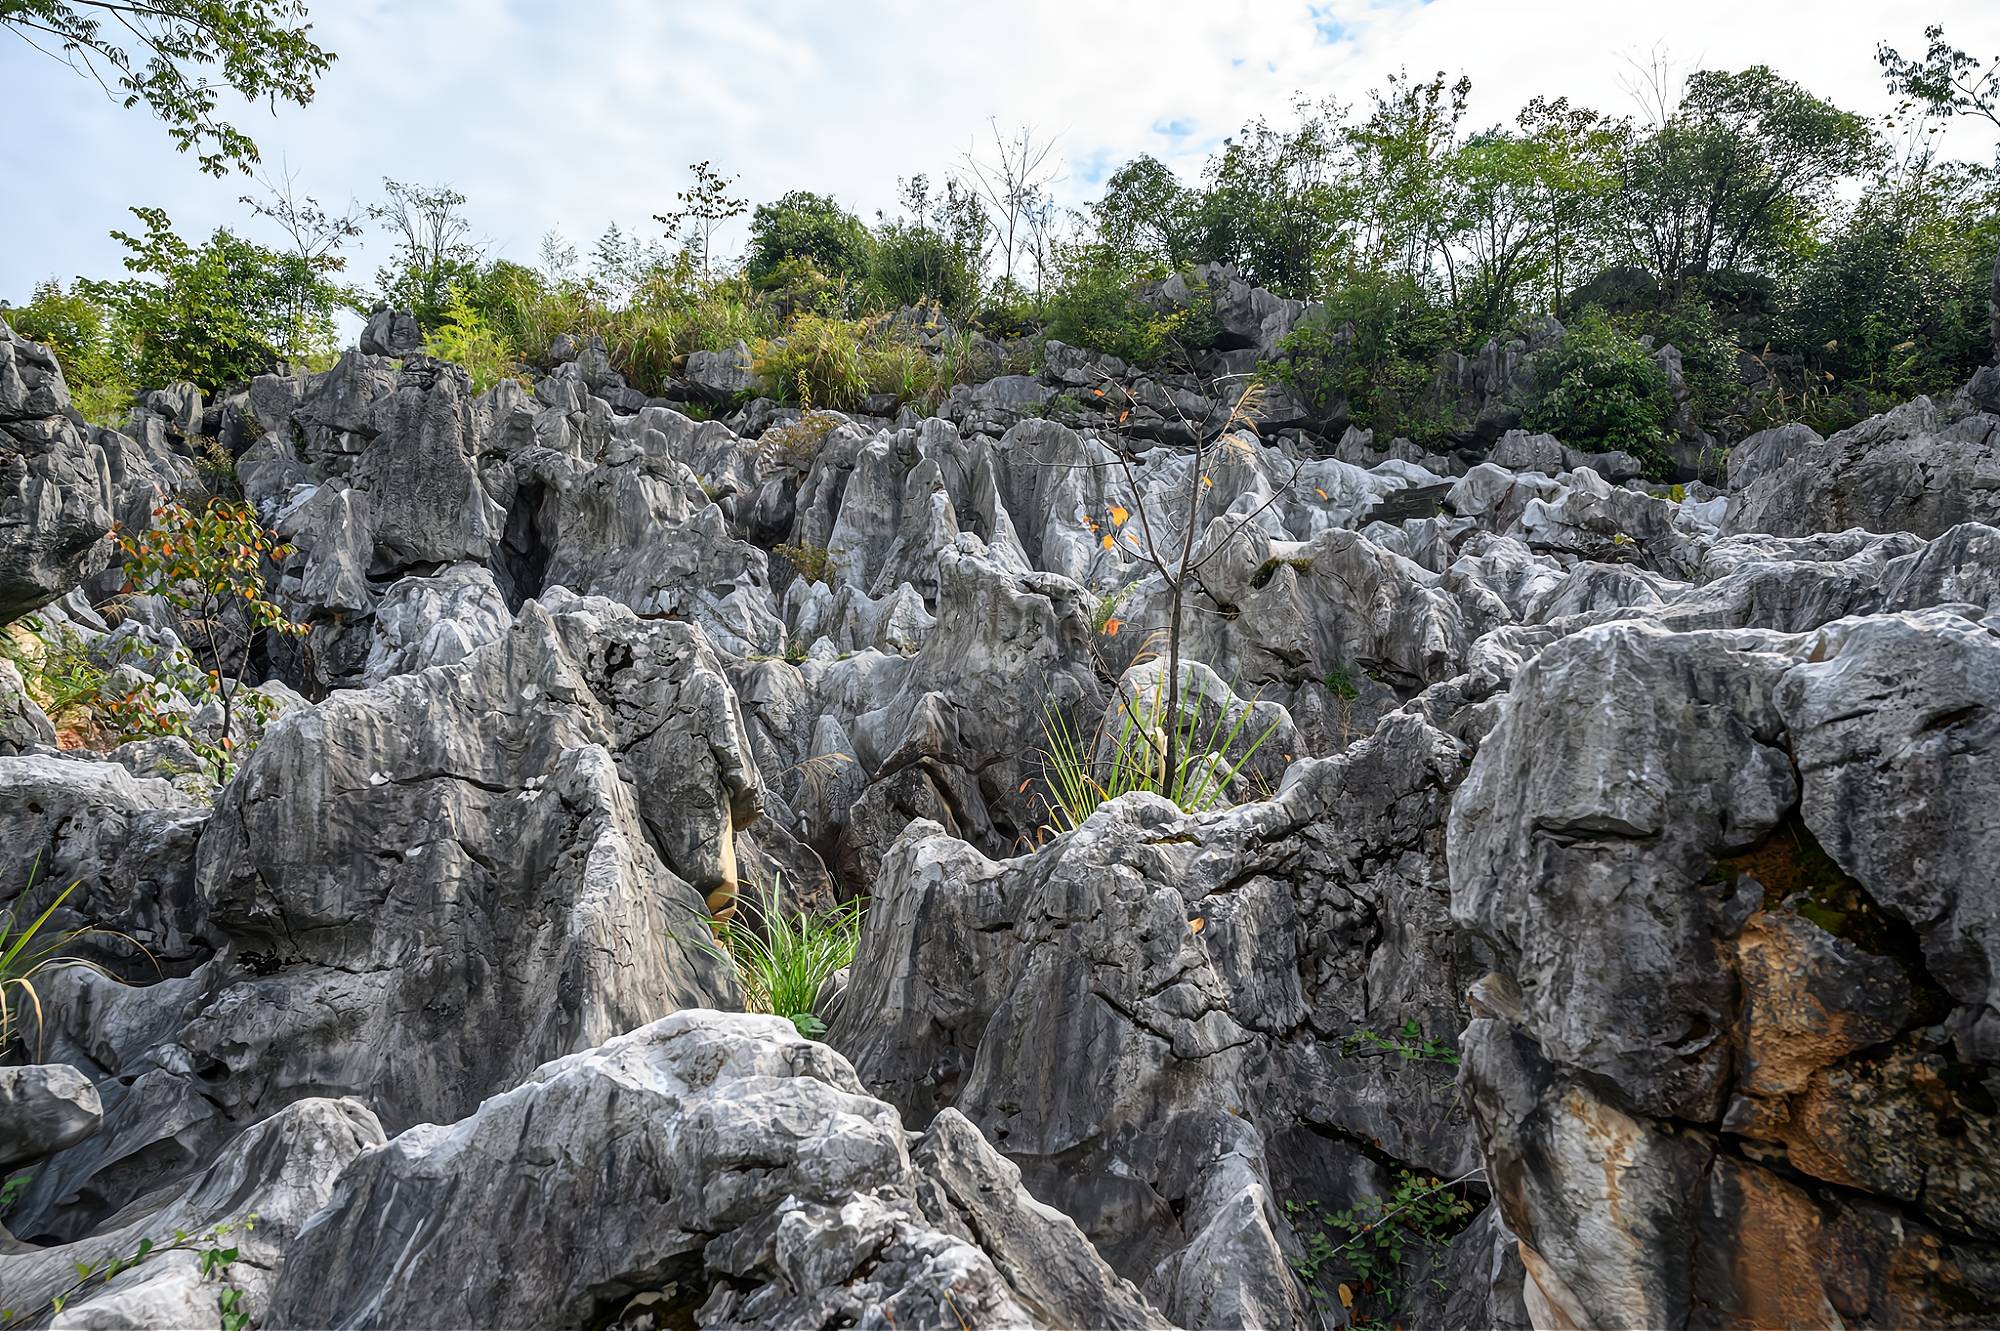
[1037,680,1283,833]
[1523,306,1673,466]
[1269,270,1455,439]
[1,1212,258,1328]
[1285,1173,1477,1326]
[1781,161,1999,405]
[0,280,133,422]
[1323,664,1359,702]
[424,286,519,393]
[774,542,831,585]
[747,191,877,297]
[706,879,861,1039]
[82,206,344,391]
[1342,1018,1460,1066]
[1,872,81,1054]
[116,497,304,776]
[1042,240,1196,367]
[869,174,988,317]
[1620,66,1879,298]
[654,160,749,280]
[371,180,483,332]
[4,1,333,175]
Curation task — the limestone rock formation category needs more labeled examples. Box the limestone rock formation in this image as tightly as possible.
[266,1011,1168,1331]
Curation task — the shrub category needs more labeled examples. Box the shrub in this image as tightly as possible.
[84,206,347,391]
[0,280,134,423]
[747,191,877,290]
[1041,240,1212,367]
[757,314,870,409]
[116,498,306,777]
[1522,306,1673,467]
[425,286,521,393]
[706,878,862,1039]
[868,175,987,318]
[1269,269,1455,439]
[1037,678,1282,833]
[774,542,832,585]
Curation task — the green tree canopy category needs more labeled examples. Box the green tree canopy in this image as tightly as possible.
[746,191,877,287]
[1,0,333,175]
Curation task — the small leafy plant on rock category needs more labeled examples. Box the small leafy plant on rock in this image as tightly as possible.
[116,497,306,778]
[1285,1170,1479,1329]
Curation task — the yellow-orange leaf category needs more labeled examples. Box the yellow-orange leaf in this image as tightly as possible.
[1188,916,1205,934]
[1109,504,1129,527]
[1100,534,1116,550]
[1315,487,1329,500]
[1338,1284,1354,1310]
[1102,617,1123,636]
[1202,476,1214,490]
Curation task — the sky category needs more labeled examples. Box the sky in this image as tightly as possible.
[4,0,1999,306]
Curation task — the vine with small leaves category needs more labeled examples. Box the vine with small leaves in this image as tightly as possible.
[0,1214,258,1330]
[1341,1018,1461,1067]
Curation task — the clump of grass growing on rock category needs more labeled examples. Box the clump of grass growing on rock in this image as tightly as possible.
[1037,675,1282,833]
[706,878,861,1039]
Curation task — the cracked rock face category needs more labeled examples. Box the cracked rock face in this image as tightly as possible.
[10,300,2000,1330]
[7,598,748,1243]
[266,1010,1167,1331]
[836,710,1515,1330]
[1450,609,2000,1328]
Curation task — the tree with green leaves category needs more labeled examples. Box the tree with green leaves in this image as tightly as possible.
[1617,65,1877,300]
[1878,24,2000,142]
[0,279,132,421]
[654,161,748,281]
[369,179,482,332]
[82,205,341,391]
[745,191,876,288]
[1515,96,1623,315]
[869,174,989,317]
[1,0,333,175]
[1193,94,1354,299]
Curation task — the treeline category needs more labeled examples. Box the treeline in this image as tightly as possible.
[8,32,1998,449]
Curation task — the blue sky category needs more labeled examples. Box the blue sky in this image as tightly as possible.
[4,0,1997,305]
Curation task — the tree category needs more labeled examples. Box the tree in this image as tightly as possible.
[745,191,876,287]
[0,279,132,420]
[1,0,334,175]
[1515,96,1623,315]
[870,174,989,317]
[1878,24,2000,142]
[1091,156,1201,272]
[1093,379,1302,789]
[83,205,327,390]
[240,165,361,359]
[962,119,1063,290]
[116,496,305,776]
[369,179,481,331]
[654,161,748,281]
[1617,65,1877,299]
[1193,94,1355,299]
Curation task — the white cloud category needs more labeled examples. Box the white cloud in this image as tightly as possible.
[3,0,1995,303]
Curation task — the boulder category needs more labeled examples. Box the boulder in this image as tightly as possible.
[1451,610,2000,1328]
[0,1063,102,1169]
[266,1011,1168,1331]
[358,306,423,359]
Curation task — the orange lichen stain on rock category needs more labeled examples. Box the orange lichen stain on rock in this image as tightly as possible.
[1733,912,1859,1098]
[1516,1241,1591,1331]
[1718,1157,1842,1331]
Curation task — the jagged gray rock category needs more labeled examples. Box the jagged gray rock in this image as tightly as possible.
[0,320,115,621]
[0,1097,382,1327]
[266,1011,1169,1331]
[836,710,1519,1330]
[1451,610,2000,1328]
[0,1063,102,1170]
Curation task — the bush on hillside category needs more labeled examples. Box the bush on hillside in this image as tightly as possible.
[1522,306,1674,467]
